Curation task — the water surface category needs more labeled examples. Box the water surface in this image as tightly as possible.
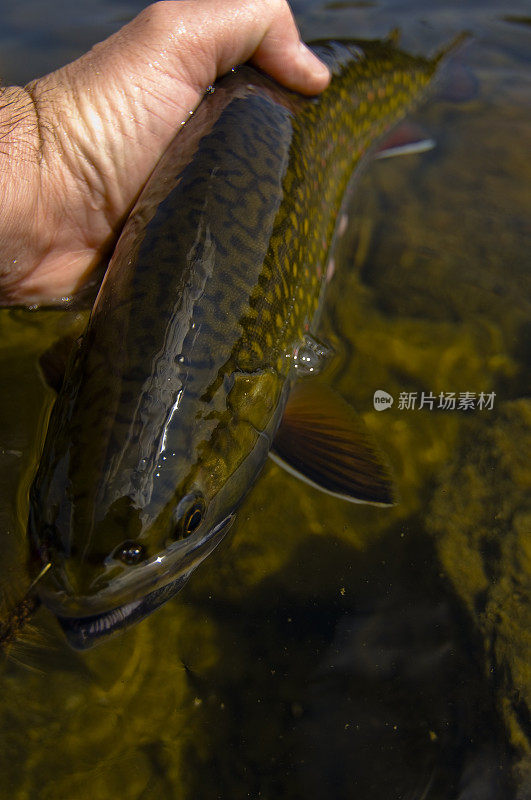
[0,1,529,798]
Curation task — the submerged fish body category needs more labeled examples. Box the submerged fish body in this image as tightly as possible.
[29,40,444,648]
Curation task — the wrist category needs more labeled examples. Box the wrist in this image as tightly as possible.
[0,85,43,301]
[0,85,40,160]
[0,81,96,304]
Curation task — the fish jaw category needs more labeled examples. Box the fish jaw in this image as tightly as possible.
[56,572,193,650]
[33,513,234,626]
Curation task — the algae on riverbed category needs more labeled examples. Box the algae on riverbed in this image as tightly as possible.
[429,400,531,793]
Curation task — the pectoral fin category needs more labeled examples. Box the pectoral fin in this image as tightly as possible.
[270,381,396,506]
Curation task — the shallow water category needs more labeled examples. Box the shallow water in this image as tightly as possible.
[0,1,530,798]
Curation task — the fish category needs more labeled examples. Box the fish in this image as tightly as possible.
[27,37,454,649]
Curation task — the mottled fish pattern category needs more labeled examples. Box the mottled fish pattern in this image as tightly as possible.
[28,39,446,643]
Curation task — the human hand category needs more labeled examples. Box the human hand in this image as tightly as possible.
[0,0,329,304]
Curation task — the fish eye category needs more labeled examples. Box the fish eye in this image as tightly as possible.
[174,493,206,540]
[183,501,204,536]
[115,540,146,565]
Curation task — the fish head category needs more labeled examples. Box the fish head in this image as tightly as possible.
[28,482,234,650]
[28,368,286,649]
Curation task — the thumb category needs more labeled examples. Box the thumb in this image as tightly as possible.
[33,0,330,216]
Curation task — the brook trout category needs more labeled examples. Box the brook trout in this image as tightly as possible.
[29,39,448,648]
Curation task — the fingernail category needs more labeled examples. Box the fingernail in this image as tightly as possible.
[298,42,331,84]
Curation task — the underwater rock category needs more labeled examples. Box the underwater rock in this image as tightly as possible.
[428,399,531,796]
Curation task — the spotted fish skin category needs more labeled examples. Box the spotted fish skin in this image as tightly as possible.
[29,40,442,634]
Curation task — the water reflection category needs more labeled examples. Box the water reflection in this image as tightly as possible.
[183,532,514,799]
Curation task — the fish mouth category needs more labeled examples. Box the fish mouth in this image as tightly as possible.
[57,572,192,650]
[44,513,235,649]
